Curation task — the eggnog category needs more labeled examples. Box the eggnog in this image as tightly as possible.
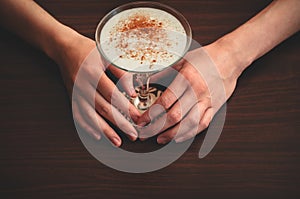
[99,7,188,73]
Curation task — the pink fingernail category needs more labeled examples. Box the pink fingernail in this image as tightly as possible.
[139,122,147,127]
[112,137,121,147]
[175,137,184,143]
[94,134,101,140]
[129,133,137,141]
[139,137,147,141]
[130,91,137,98]
[130,132,137,137]
[157,137,168,144]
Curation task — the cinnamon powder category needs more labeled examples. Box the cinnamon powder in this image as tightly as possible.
[109,13,173,68]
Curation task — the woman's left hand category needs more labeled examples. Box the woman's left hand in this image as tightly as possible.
[137,43,241,144]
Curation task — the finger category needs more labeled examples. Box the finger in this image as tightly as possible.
[108,65,136,97]
[173,58,185,70]
[73,101,101,140]
[96,72,141,123]
[119,72,136,97]
[149,59,184,85]
[76,81,138,140]
[196,108,213,133]
[138,104,167,140]
[175,108,213,143]
[137,70,189,125]
[150,67,174,83]
[139,88,200,139]
[156,101,208,144]
[94,91,138,141]
[76,94,122,147]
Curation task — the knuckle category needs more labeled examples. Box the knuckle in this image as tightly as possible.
[168,109,181,124]
[97,104,111,116]
[86,108,96,120]
[189,116,199,127]
[159,97,170,109]
[200,119,210,129]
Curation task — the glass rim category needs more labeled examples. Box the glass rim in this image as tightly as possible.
[95,1,192,74]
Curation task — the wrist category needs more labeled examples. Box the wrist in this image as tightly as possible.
[45,24,95,68]
[206,35,254,82]
[44,25,80,64]
[44,24,95,95]
[203,36,255,99]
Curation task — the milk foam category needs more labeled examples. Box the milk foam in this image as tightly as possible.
[100,7,187,73]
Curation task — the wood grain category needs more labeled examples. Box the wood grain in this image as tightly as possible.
[0,0,299,198]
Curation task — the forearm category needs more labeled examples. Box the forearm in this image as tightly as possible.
[0,0,81,64]
[211,0,300,79]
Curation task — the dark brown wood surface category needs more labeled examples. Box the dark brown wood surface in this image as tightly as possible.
[0,0,299,198]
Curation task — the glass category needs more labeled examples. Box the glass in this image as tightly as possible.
[95,1,192,113]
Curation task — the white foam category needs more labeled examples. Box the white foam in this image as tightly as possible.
[100,7,187,73]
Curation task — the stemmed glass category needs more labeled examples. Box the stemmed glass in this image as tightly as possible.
[95,1,192,114]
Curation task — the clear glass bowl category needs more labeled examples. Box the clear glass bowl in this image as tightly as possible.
[95,1,192,74]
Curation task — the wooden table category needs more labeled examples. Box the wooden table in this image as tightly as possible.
[0,0,299,198]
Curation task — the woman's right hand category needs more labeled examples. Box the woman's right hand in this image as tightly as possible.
[56,33,141,147]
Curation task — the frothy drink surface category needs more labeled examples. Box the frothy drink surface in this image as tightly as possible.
[100,7,187,73]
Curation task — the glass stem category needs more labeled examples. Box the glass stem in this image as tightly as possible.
[135,73,151,110]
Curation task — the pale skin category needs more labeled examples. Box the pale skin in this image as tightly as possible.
[1,0,299,146]
[137,0,300,143]
[0,0,141,147]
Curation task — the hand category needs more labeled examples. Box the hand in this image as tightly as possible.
[57,34,140,147]
[137,43,239,144]
[2,0,298,147]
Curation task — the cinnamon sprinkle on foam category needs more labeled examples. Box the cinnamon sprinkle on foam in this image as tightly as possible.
[109,13,174,68]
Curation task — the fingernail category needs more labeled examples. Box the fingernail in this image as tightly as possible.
[129,132,138,141]
[157,137,168,144]
[175,137,184,143]
[139,137,147,141]
[130,132,137,137]
[112,137,121,147]
[138,122,147,127]
[130,90,137,98]
[94,134,101,140]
